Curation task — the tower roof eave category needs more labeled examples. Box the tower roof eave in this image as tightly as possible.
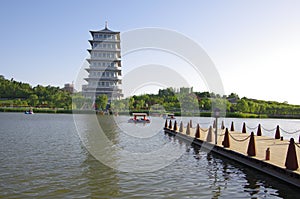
[89,29,120,34]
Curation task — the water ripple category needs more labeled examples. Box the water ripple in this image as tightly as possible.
[0,113,299,198]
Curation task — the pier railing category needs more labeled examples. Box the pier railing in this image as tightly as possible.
[163,118,300,187]
[187,119,300,141]
[164,119,299,170]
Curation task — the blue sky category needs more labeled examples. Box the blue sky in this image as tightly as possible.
[1,0,300,104]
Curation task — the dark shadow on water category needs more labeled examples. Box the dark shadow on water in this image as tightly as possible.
[96,115,119,140]
[80,151,121,198]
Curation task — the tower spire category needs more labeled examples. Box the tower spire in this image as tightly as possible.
[105,21,108,29]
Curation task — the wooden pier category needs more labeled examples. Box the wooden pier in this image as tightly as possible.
[164,120,300,188]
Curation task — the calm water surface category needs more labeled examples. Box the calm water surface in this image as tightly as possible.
[0,112,299,198]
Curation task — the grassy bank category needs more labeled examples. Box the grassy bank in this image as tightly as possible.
[2,107,300,119]
[122,110,300,119]
[0,107,103,114]
[0,107,72,114]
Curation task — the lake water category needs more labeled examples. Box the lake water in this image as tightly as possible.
[0,112,299,198]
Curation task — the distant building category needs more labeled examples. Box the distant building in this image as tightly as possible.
[82,22,123,102]
[179,87,193,94]
[63,83,75,93]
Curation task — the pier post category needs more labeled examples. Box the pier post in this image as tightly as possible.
[222,128,230,148]
[230,121,234,131]
[165,119,168,128]
[195,124,200,138]
[179,121,183,133]
[266,148,270,160]
[186,123,191,135]
[247,132,256,156]
[285,138,298,170]
[190,120,193,128]
[221,121,225,130]
[168,120,172,129]
[242,122,247,133]
[173,120,178,132]
[214,119,218,144]
[206,126,213,142]
[275,125,280,139]
[213,108,220,144]
[257,124,262,136]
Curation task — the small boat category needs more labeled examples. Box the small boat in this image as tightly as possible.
[163,113,175,120]
[128,113,150,123]
[25,111,34,114]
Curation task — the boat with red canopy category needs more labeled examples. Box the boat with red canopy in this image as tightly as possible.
[128,113,150,123]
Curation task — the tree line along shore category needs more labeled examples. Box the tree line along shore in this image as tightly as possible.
[1,75,300,118]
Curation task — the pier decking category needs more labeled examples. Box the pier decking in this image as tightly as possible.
[164,120,300,188]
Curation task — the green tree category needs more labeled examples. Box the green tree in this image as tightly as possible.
[128,97,135,110]
[135,99,145,110]
[28,94,39,107]
[72,93,86,109]
[158,87,175,97]
[199,98,211,110]
[95,94,108,110]
[177,93,198,112]
[227,93,239,100]
[111,100,125,111]
[211,98,227,112]
[236,99,249,113]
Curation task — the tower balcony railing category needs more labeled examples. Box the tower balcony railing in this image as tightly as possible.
[88,57,121,61]
[86,59,121,63]
[92,38,120,42]
[88,48,121,52]
[85,76,122,81]
[86,66,121,71]
[85,85,122,91]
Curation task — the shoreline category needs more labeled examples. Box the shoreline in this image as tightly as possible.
[1,108,300,119]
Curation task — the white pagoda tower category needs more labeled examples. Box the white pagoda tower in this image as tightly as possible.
[83,22,123,101]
